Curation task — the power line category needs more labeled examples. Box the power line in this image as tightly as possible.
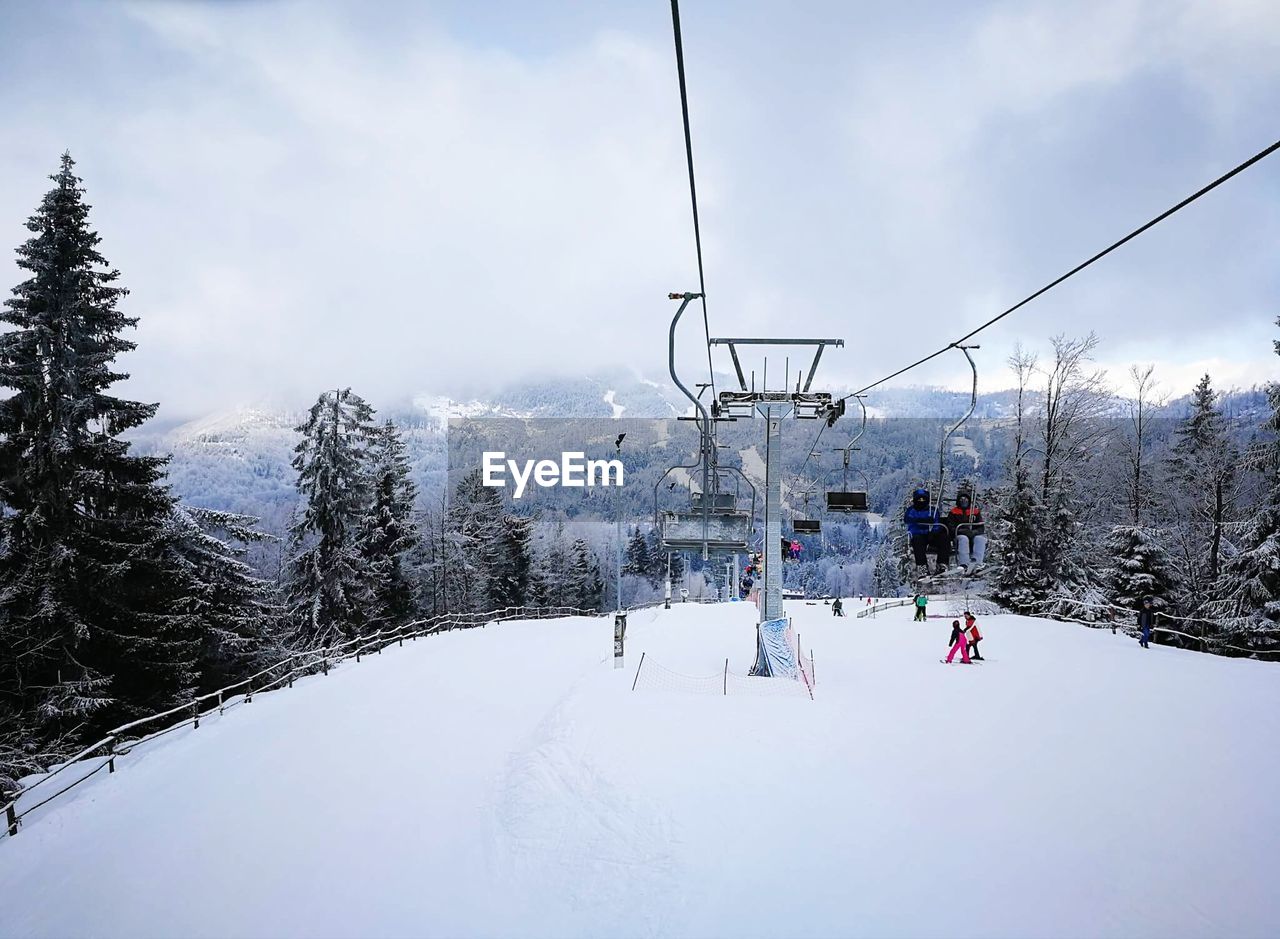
[669,0,716,403]
[841,136,1280,402]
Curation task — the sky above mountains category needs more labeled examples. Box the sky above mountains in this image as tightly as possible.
[1,0,1277,419]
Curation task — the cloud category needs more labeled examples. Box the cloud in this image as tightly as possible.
[0,0,1275,419]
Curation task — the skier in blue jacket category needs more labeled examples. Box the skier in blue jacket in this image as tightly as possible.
[905,487,950,571]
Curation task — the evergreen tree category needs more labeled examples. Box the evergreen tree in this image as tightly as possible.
[444,471,506,612]
[168,505,282,691]
[872,537,902,597]
[1103,525,1175,614]
[623,527,651,579]
[989,462,1049,611]
[358,421,419,627]
[529,528,571,607]
[1210,319,1280,644]
[569,538,604,610]
[1168,374,1237,596]
[489,514,533,608]
[286,388,376,647]
[445,470,533,611]
[0,154,203,734]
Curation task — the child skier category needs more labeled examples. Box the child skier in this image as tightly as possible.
[914,593,928,622]
[945,619,972,664]
[964,611,983,660]
[832,597,845,617]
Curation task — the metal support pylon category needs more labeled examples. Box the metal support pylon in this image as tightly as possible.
[759,401,791,623]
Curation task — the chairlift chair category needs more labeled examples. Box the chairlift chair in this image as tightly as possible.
[792,476,822,535]
[828,394,871,514]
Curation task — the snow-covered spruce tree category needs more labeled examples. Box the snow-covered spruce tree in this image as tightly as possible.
[872,536,902,597]
[1209,318,1280,646]
[529,528,571,607]
[488,513,533,608]
[286,388,377,647]
[988,346,1049,611]
[623,527,651,580]
[1167,374,1237,605]
[357,420,419,628]
[988,464,1049,611]
[1103,525,1176,614]
[445,470,533,612]
[167,505,282,691]
[0,154,204,735]
[569,538,604,610]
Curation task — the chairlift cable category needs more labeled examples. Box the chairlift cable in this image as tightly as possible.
[670,0,717,407]
[839,136,1280,402]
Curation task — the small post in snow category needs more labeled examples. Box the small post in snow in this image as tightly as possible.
[614,612,626,669]
[631,651,646,692]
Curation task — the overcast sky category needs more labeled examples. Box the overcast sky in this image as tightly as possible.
[1,0,1277,418]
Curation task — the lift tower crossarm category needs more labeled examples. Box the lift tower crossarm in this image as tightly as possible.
[708,338,845,393]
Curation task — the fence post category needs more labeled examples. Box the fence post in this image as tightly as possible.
[723,658,728,696]
[192,701,200,730]
[246,682,253,704]
[218,690,224,714]
[6,801,18,836]
[107,738,116,774]
[322,657,329,676]
[356,649,361,663]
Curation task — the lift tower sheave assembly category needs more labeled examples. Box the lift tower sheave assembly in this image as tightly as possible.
[707,332,845,625]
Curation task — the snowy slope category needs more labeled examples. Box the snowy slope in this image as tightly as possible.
[1,603,1278,938]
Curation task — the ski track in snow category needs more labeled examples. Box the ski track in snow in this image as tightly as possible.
[492,677,681,939]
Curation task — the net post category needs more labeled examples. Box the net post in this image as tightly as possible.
[6,801,18,836]
[630,652,646,692]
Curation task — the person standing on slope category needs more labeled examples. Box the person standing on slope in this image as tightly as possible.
[832,596,845,617]
[945,619,972,664]
[1137,597,1155,649]
[914,593,928,622]
[964,611,984,660]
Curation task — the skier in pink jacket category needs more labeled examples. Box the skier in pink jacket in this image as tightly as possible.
[945,619,972,664]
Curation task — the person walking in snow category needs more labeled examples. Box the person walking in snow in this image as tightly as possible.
[832,597,845,617]
[964,611,984,660]
[1137,597,1155,649]
[913,593,928,622]
[945,619,972,664]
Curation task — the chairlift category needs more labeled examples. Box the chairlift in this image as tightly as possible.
[654,293,757,557]
[904,345,984,576]
[792,479,821,534]
[828,394,871,513]
[656,467,756,554]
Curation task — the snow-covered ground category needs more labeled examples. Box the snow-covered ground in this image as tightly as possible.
[2,602,1278,938]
